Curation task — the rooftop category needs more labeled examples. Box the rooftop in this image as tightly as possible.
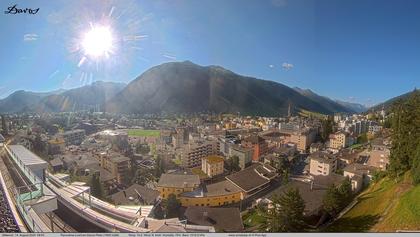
[203,155,224,164]
[157,173,200,188]
[8,145,48,169]
[310,151,337,164]
[184,207,244,232]
[226,163,277,193]
[110,184,159,205]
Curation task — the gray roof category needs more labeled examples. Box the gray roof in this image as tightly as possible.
[264,180,327,215]
[226,163,277,192]
[110,184,159,205]
[50,158,63,167]
[184,207,244,232]
[8,145,48,170]
[158,173,200,188]
[310,151,337,164]
[343,163,378,176]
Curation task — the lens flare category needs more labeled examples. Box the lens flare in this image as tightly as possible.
[82,26,114,58]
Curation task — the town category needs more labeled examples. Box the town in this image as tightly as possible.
[0,107,392,232]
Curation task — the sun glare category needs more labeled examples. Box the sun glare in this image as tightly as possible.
[82,25,114,58]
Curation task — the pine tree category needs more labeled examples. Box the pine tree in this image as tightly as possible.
[322,184,341,216]
[165,194,181,218]
[388,90,420,182]
[259,188,305,232]
[90,173,103,198]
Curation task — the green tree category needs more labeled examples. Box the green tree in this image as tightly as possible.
[90,173,103,198]
[136,143,151,155]
[165,194,181,218]
[154,155,165,178]
[338,177,353,208]
[321,116,334,142]
[412,145,420,185]
[322,184,341,216]
[357,133,368,144]
[226,156,241,173]
[154,204,165,219]
[259,188,305,232]
[388,90,420,182]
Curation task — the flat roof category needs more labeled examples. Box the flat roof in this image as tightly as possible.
[8,145,48,168]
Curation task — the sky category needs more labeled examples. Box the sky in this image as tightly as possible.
[0,0,419,107]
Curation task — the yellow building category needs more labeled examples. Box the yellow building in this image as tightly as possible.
[179,180,243,207]
[329,132,348,150]
[157,173,200,199]
[201,155,224,178]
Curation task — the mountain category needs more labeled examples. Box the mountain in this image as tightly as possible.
[293,87,355,113]
[0,81,125,113]
[0,89,65,113]
[33,81,126,112]
[106,61,351,116]
[368,89,418,112]
[335,100,368,113]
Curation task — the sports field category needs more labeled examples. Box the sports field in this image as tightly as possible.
[127,129,160,137]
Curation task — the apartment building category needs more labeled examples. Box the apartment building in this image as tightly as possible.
[180,139,219,168]
[329,131,353,151]
[99,153,130,184]
[229,145,253,170]
[241,135,268,162]
[290,128,317,152]
[61,129,86,145]
[309,151,338,176]
[201,155,224,178]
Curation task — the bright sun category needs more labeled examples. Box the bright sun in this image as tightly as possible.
[82,25,114,58]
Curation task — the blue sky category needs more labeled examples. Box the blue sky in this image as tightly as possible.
[0,0,419,106]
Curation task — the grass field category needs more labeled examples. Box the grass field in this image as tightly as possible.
[128,129,160,137]
[243,209,265,229]
[326,172,419,232]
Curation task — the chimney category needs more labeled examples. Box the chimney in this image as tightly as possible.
[203,211,208,218]
[310,181,314,191]
[123,190,127,197]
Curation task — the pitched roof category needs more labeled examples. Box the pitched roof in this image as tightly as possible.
[226,163,277,192]
[110,184,159,205]
[184,207,244,232]
[157,173,200,188]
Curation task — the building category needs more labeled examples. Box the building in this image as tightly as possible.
[226,163,278,197]
[6,145,48,181]
[110,184,159,205]
[47,138,65,155]
[49,157,64,172]
[180,140,219,168]
[368,140,390,170]
[184,207,244,232]
[99,153,130,184]
[310,142,324,154]
[329,131,352,151]
[241,135,268,162]
[179,180,243,207]
[289,128,317,152]
[201,155,224,178]
[229,145,253,170]
[157,173,200,199]
[309,151,338,176]
[61,129,86,145]
[343,163,378,192]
